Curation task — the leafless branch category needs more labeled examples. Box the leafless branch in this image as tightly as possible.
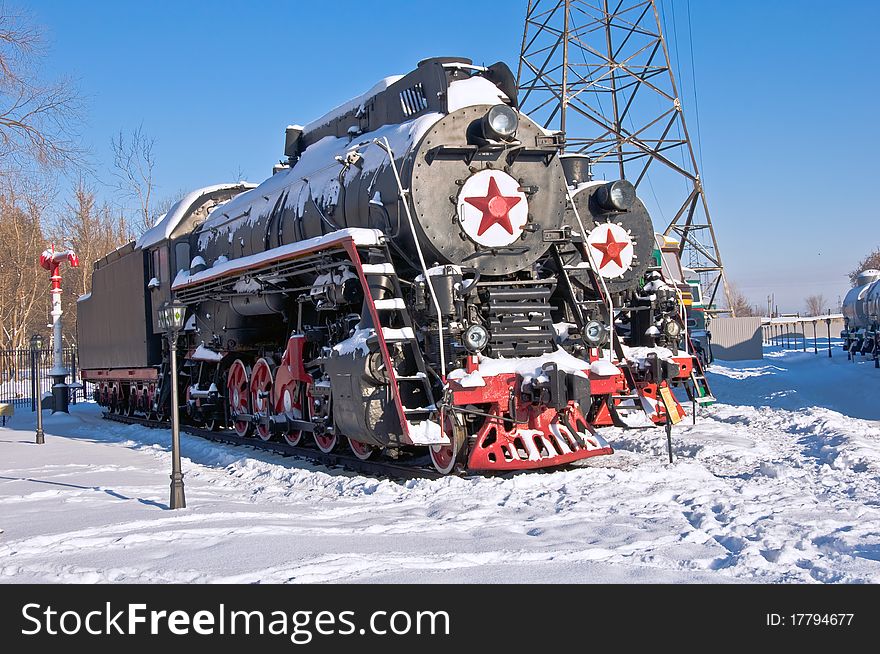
[805,294,826,317]
[726,282,756,317]
[110,124,156,235]
[850,248,880,286]
[0,8,84,174]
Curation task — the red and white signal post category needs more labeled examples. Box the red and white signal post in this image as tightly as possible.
[39,246,79,413]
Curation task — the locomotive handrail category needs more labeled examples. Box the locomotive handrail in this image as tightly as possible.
[373,137,447,380]
[675,284,690,356]
[564,184,616,363]
[460,245,529,259]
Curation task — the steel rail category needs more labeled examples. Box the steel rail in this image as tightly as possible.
[102,411,445,481]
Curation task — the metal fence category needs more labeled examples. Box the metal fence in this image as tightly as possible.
[0,347,82,409]
[709,317,764,361]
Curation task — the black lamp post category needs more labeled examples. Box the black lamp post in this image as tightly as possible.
[159,300,187,509]
[825,318,832,358]
[30,334,44,444]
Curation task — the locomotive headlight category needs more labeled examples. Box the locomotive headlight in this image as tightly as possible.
[463,324,490,352]
[584,320,608,345]
[664,319,682,338]
[596,180,636,212]
[482,105,519,141]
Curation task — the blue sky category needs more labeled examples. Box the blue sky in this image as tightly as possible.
[27,0,880,313]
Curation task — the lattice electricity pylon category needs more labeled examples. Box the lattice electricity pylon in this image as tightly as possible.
[516,0,732,312]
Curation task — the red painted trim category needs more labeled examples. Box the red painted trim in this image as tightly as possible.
[670,355,693,380]
[587,371,625,395]
[343,241,411,441]
[274,334,314,415]
[466,401,613,471]
[591,399,615,427]
[449,373,517,405]
[39,246,79,290]
[469,446,615,471]
[81,368,159,381]
[285,335,311,383]
[173,233,356,291]
[448,368,625,406]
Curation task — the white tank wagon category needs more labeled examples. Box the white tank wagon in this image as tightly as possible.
[841,269,880,365]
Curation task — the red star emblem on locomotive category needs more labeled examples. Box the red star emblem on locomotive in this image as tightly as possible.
[464,177,523,236]
[591,227,630,268]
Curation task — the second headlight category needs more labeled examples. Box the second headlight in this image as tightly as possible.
[584,320,608,345]
[664,319,682,338]
[463,324,490,352]
[482,105,519,141]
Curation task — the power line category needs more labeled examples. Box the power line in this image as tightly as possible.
[685,0,705,173]
[517,0,732,313]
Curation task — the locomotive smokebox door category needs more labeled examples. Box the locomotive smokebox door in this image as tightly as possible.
[409,106,569,277]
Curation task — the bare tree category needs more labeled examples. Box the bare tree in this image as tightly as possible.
[805,294,826,316]
[111,125,156,235]
[48,178,133,343]
[0,8,82,174]
[726,283,755,317]
[0,178,49,350]
[231,164,246,183]
[850,247,880,285]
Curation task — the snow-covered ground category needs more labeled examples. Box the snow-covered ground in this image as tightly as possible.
[1,343,879,584]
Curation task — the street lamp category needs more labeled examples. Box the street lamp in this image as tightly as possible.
[825,318,832,359]
[159,300,187,509]
[30,334,44,444]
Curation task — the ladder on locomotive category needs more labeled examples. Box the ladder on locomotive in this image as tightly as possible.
[552,242,657,428]
[569,241,718,420]
[353,241,439,440]
[685,341,716,407]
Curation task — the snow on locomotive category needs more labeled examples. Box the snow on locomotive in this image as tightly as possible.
[841,269,880,364]
[77,57,709,474]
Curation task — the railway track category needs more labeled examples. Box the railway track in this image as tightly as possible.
[102,412,445,481]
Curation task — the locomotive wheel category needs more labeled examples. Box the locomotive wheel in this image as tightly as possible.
[277,380,306,447]
[125,388,136,417]
[429,443,458,475]
[312,394,337,452]
[251,358,275,442]
[429,415,467,475]
[227,359,252,438]
[145,386,156,420]
[153,387,169,422]
[314,431,338,453]
[348,437,377,460]
[154,400,166,423]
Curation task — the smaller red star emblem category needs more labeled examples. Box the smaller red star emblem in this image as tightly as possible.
[591,227,630,268]
[464,177,523,236]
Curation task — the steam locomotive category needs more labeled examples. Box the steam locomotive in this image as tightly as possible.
[78,57,710,474]
[841,269,880,365]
